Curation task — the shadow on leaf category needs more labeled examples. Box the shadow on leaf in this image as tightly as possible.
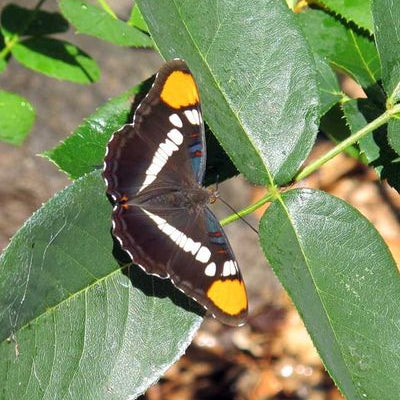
[19,37,97,82]
[110,229,204,319]
[357,98,400,191]
[1,4,69,36]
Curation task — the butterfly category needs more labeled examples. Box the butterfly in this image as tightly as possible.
[102,59,248,326]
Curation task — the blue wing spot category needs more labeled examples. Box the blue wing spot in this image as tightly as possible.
[208,231,226,245]
[189,141,203,177]
[189,141,202,155]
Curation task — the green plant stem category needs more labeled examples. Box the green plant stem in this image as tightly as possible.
[96,0,118,18]
[35,0,47,10]
[0,36,19,60]
[295,104,400,182]
[220,193,274,226]
[220,103,400,226]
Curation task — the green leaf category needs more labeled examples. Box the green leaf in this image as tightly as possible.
[299,9,380,88]
[320,103,362,160]
[11,37,100,84]
[0,90,35,145]
[371,0,400,103]
[341,98,373,164]
[137,0,319,185]
[317,0,373,33]
[128,4,149,33]
[371,0,400,157]
[387,119,400,157]
[0,32,7,74]
[59,0,153,47]
[43,80,152,179]
[314,56,343,116]
[344,98,400,190]
[0,4,69,38]
[260,188,399,400]
[0,171,202,399]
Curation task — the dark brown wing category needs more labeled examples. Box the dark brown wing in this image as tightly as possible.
[103,60,247,326]
[103,59,206,203]
[112,202,248,326]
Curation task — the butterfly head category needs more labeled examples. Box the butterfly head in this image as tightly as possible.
[208,188,220,204]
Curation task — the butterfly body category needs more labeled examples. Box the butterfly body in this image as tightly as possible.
[122,185,210,211]
[103,60,248,326]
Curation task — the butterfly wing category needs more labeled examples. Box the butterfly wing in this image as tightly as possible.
[103,59,248,326]
[166,207,248,326]
[103,59,206,203]
[111,203,192,278]
[112,202,248,326]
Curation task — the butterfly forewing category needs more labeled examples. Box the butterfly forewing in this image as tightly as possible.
[103,60,248,326]
[103,60,206,202]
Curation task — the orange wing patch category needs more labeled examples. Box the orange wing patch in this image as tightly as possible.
[160,71,199,109]
[206,279,247,316]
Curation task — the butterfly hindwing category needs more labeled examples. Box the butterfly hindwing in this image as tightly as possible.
[165,207,248,326]
[103,59,248,326]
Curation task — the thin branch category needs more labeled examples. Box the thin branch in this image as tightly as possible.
[295,104,400,182]
[220,192,274,226]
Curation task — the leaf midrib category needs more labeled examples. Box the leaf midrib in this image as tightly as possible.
[0,264,127,346]
[169,0,271,185]
[276,193,365,399]
[348,30,376,84]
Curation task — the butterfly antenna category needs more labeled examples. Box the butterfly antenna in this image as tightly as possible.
[218,196,259,234]
[213,175,258,234]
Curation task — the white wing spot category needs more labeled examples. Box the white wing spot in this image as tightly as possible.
[152,156,164,168]
[204,262,216,277]
[230,260,237,275]
[183,238,201,255]
[170,229,181,243]
[195,246,211,263]
[139,130,183,192]
[169,113,183,128]
[141,175,156,188]
[163,224,175,236]
[147,163,162,175]
[143,209,209,262]
[183,238,194,252]
[192,109,200,124]
[167,129,184,145]
[223,261,232,276]
[184,109,199,125]
[160,139,178,156]
[155,149,168,162]
[178,234,188,248]
[152,214,166,226]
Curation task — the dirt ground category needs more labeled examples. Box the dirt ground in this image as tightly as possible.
[1,1,400,399]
